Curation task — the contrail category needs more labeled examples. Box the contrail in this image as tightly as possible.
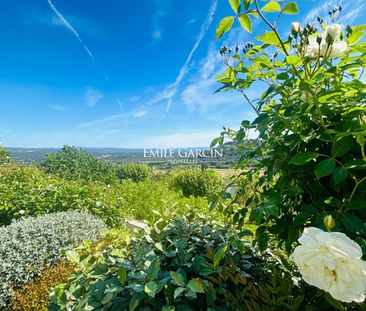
[163,0,218,116]
[46,0,123,112]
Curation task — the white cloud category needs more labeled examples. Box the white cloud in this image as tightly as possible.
[84,88,103,107]
[150,0,171,44]
[132,109,148,117]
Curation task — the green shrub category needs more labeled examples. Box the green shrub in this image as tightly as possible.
[49,211,329,310]
[171,168,223,197]
[0,165,197,227]
[10,261,74,311]
[41,146,117,184]
[0,211,106,309]
[0,147,11,166]
[116,162,152,183]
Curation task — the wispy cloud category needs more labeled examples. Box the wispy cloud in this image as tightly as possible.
[151,0,171,44]
[49,104,67,111]
[132,109,148,117]
[84,88,103,107]
[304,0,364,23]
[46,0,125,114]
[77,114,125,128]
[151,0,218,116]
[46,0,108,80]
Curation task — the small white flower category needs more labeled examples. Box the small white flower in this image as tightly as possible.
[327,41,348,58]
[291,227,366,303]
[292,22,301,33]
[95,201,102,207]
[324,24,343,42]
[19,210,25,215]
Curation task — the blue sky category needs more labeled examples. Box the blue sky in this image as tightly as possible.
[0,0,364,148]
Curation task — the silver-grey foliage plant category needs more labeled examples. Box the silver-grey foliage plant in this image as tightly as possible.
[0,211,106,308]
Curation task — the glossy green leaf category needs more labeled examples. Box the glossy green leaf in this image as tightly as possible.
[314,158,336,179]
[187,279,205,293]
[341,214,364,234]
[170,271,185,287]
[332,167,348,185]
[332,136,353,157]
[144,281,158,298]
[215,16,235,39]
[173,287,185,299]
[289,152,320,165]
[117,267,127,284]
[213,244,228,268]
[147,257,160,281]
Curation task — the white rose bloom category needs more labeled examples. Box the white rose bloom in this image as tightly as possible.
[327,41,348,58]
[291,227,366,303]
[305,24,347,58]
[292,22,301,33]
[226,186,238,199]
[324,24,343,41]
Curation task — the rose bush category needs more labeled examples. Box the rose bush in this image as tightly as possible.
[211,0,366,307]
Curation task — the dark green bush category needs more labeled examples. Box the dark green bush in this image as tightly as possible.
[49,211,329,311]
[41,146,117,184]
[116,163,152,183]
[171,168,223,197]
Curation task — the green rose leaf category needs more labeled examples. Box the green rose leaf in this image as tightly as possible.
[261,1,281,12]
[238,14,252,33]
[332,167,348,185]
[215,16,235,39]
[332,136,354,157]
[229,0,241,14]
[289,152,320,165]
[341,214,365,234]
[314,158,336,179]
[283,2,299,14]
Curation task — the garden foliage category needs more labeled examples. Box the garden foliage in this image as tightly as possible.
[212,0,366,256]
[171,168,223,197]
[41,146,118,184]
[116,163,152,183]
[0,211,106,309]
[0,147,11,166]
[49,211,328,311]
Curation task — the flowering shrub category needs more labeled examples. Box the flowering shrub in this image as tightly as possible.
[0,211,106,308]
[211,0,366,306]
